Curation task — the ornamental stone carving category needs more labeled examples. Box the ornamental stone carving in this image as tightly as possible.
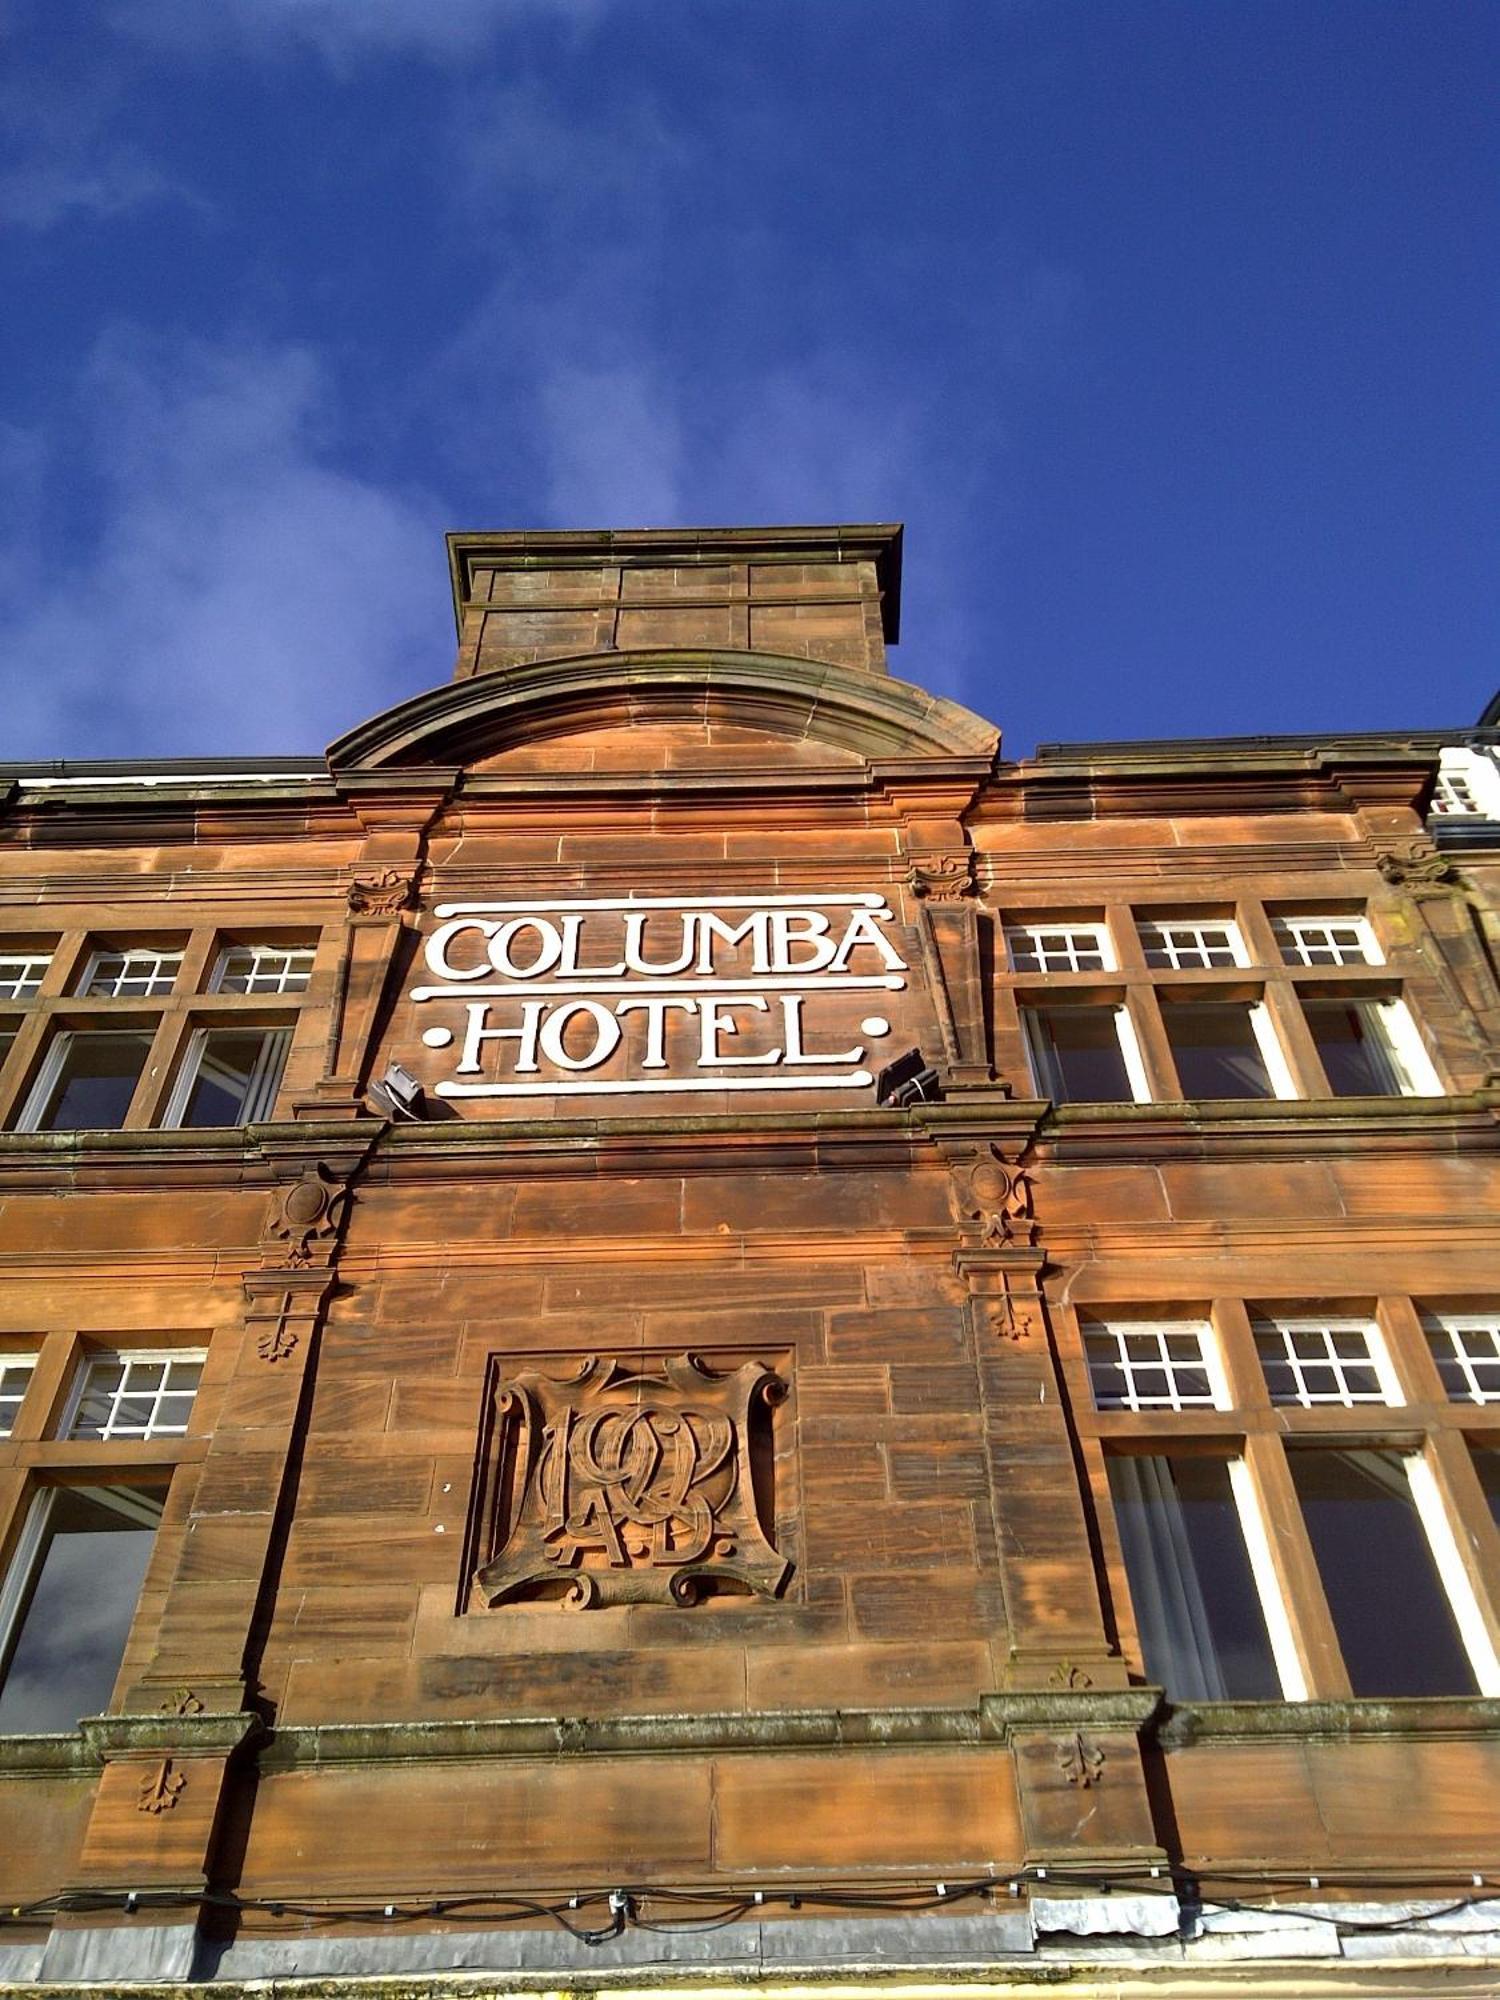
[263,1162,350,1269]
[949,1145,1038,1249]
[1376,839,1460,895]
[348,867,418,915]
[473,1354,790,1610]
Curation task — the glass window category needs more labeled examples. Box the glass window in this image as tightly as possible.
[1108,1455,1284,1701]
[1432,771,1481,817]
[1425,1315,1500,1404]
[1254,1318,1395,1407]
[0,1359,36,1439]
[163,1028,290,1128]
[1085,1322,1222,1411]
[1161,1001,1279,1099]
[1023,1005,1145,1104]
[0,1485,164,1732]
[1289,1449,1477,1697]
[17,1030,153,1132]
[1005,924,1111,973]
[68,1353,204,1441]
[82,949,183,999]
[0,952,50,1000]
[1137,920,1245,969]
[213,944,315,995]
[1273,916,1379,967]
[1303,998,1422,1096]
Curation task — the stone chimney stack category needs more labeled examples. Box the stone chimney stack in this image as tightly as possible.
[446,523,902,681]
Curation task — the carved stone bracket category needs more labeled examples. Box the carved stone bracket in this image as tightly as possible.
[1375,837,1461,896]
[261,1160,352,1270]
[472,1353,791,1610]
[904,848,995,1090]
[347,867,419,916]
[907,853,975,903]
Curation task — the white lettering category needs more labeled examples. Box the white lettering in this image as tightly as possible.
[556,913,627,978]
[487,918,564,980]
[829,908,907,972]
[614,994,698,1068]
[780,993,863,1066]
[426,917,498,983]
[458,999,545,1075]
[693,911,764,975]
[768,910,836,974]
[622,912,696,977]
[697,995,778,1066]
[537,1000,623,1072]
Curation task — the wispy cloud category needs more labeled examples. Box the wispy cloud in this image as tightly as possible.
[0,65,201,233]
[116,0,604,65]
[0,331,445,759]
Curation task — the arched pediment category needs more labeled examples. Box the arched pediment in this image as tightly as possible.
[327,648,999,774]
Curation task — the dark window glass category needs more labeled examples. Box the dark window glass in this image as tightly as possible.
[0,1486,163,1732]
[1162,1003,1274,1099]
[1303,1001,1403,1096]
[1024,1008,1134,1103]
[1472,1448,1500,1532]
[1289,1449,1475,1696]
[177,1031,286,1127]
[1109,1455,1281,1700]
[31,1033,152,1130]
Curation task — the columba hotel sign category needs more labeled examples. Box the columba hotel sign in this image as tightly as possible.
[410,892,908,1097]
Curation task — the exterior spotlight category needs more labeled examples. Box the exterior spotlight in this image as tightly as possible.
[368,1062,426,1121]
[875,1047,942,1106]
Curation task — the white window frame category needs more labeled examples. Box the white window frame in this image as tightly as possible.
[1158,996,1299,1101]
[1254,1316,1404,1408]
[1272,914,1383,968]
[1423,1313,1500,1405]
[1022,1002,1152,1104]
[1136,917,1251,970]
[0,952,52,1001]
[61,1349,208,1443]
[14,1028,155,1133]
[1227,1457,1309,1701]
[1431,749,1500,820]
[1084,1319,1231,1412]
[160,1026,291,1129]
[210,943,316,996]
[1405,1451,1500,1696]
[0,1358,37,1439]
[80,947,184,999]
[1005,921,1115,974]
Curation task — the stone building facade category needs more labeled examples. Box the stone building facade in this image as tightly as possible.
[0,523,1498,1993]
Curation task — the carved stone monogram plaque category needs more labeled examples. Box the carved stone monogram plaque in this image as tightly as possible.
[472,1354,790,1609]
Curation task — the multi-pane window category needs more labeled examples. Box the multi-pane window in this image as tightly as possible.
[82,948,183,999]
[162,1027,290,1128]
[1302,996,1436,1097]
[0,952,50,1000]
[1254,1317,1397,1407]
[16,1030,154,1132]
[0,1359,36,1438]
[1137,919,1246,970]
[1425,1314,1500,1405]
[1432,770,1482,817]
[1022,1004,1148,1104]
[0,1484,166,1733]
[213,944,315,995]
[68,1352,204,1441]
[1005,923,1112,973]
[1272,915,1380,968]
[1084,1322,1223,1411]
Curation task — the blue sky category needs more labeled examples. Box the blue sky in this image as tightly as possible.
[0,0,1494,761]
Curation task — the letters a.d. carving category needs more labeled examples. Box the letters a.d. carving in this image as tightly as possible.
[473,1354,790,1610]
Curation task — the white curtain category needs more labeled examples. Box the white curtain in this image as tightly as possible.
[1111,1455,1229,1701]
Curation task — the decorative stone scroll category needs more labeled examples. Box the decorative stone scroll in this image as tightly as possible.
[473,1354,790,1610]
[1375,838,1460,896]
[347,867,418,916]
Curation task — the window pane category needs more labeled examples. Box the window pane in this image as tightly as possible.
[0,1361,35,1439]
[1162,1003,1273,1099]
[1109,1455,1281,1700]
[1025,1008,1133,1103]
[33,1034,152,1131]
[1289,1449,1476,1697]
[1304,1001,1403,1095]
[0,955,50,1000]
[177,1031,285,1127]
[0,1486,163,1732]
[69,1354,203,1441]
[1428,1318,1500,1404]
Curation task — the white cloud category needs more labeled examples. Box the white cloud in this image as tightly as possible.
[0,151,187,231]
[0,332,446,760]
